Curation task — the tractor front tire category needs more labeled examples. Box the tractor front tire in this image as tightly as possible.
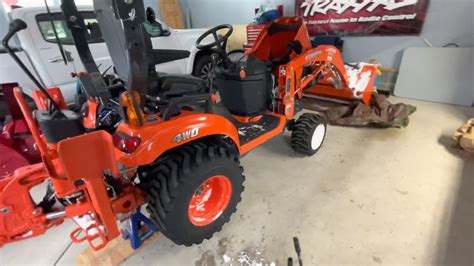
[140,140,244,246]
[290,113,327,156]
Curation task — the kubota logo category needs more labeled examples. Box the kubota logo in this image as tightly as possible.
[173,128,200,143]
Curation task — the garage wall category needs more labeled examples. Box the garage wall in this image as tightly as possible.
[181,0,474,68]
[181,0,294,28]
[342,0,474,67]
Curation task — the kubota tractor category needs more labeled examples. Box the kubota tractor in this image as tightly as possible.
[0,0,328,250]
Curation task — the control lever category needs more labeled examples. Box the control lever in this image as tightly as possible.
[2,19,26,44]
[2,19,63,114]
[207,53,220,93]
[211,53,219,67]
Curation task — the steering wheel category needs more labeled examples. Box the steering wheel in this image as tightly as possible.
[196,24,233,50]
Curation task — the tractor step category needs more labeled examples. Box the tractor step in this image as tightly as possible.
[236,114,282,145]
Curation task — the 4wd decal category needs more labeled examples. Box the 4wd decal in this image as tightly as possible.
[173,128,200,143]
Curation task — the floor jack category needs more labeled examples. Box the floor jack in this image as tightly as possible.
[122,207,158,249]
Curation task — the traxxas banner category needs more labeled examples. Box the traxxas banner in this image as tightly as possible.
[295,0,430,36]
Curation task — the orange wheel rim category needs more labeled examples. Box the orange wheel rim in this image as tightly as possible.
[188,175,232,226]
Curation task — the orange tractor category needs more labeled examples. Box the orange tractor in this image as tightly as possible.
[0,0,333,250]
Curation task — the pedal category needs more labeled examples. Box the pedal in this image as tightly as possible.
[70,223,107,251]
[70,214,108,251]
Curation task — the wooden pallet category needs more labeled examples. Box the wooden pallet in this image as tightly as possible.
[76,234,159,266]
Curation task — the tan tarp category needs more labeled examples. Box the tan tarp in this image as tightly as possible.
[304,94,416,128]
[453,119,474,152]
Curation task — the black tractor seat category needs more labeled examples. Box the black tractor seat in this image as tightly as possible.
[154,74,206,99]
[148,74,210,120]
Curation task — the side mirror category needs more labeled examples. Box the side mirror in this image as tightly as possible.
[2,19,27,47]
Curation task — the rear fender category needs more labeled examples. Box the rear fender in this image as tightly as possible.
[115,112,240,167]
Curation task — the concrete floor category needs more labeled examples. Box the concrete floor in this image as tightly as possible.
[1,97,473,266]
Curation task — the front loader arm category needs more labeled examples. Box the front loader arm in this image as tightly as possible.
[290,45,350,98]
[276,45,351,118]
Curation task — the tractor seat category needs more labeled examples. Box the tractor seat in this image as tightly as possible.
[155,74,206,99]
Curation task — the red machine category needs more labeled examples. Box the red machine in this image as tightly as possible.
[0,83,40,178]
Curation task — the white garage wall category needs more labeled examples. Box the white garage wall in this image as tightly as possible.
[342,0,474,67]
[181,0,294,28]
[181,0,474,68]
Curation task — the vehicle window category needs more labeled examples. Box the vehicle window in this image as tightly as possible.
[36,12,169,45]
[36,12,104,45]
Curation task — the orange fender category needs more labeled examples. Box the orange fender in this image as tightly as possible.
[115,111,240,167]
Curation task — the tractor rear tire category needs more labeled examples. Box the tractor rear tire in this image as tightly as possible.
[140,140,244,246]
[290,113,327,156]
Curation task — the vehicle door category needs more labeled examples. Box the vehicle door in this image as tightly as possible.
[28,11,112,103]
[147,20,187,74]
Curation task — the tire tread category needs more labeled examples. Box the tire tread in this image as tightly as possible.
[141,139,244,246]
[290,113,327,156]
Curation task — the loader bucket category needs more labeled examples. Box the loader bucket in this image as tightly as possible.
[246,17,312,63]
